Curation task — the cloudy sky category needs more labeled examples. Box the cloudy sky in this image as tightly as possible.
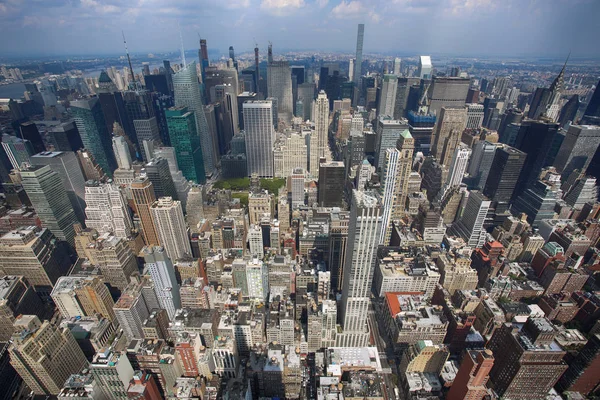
[0,0,598,58]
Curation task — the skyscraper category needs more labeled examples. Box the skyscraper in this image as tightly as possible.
[150,197,191,261]
[468,140,502,190]
[267,58,294,123]
[19,122,45,154]
[113,135,132,170]
[418,56,432,79]
[131,177,159,246]
[30,151,87,224]
[554,124,600,181]
[144,157,178,200]
[428,77,470,117]
[70,98,118,176]
[446,349,494,400]
[445,143,471,189]
[378,74,398,117]
[431,106,468,166]
[173,61,215,176]
[483,145,526,214]
[317,161,345,207]
[97,71,133,142]
[337,190,383,347]
[313,91,329,177]
[9,315,88,395]
[1,134,34,170]
[353,24,365,85]
[143,246,181,320]
[374,116,410,168]
[165,106,205,183]
[581,79,600,125]
[20,165,78,245]
[450,191,491,248]
[244,101,275,177]
[84,181,133,239]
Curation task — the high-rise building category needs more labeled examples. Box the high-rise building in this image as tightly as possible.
[19,121,45,154]
[337,190,383,347]
[131,177,159,246]
[466,103,484,129]
[446,349,494,400]
[487,319,567,399]
[150,197,191,261]
[84,181,132,238]
[97,71,133,141]
[113,278,159,341]
[152,147,191,206]
[173,61,215,176]
[431,106,468,166]
[313,91,329,176]
[144,157,178,201]
[51,275,115,321]
[112,135,132,170]
[289,168,305,208]
[554,124,600,181]
[47,121,83,152]
[70,98,117,176]
[581,79,600,125]
[445,143,471,189]
[0,276,45,342]
[375,116,410,168]
[468,141,502,190]
[273,131,308,178]
[143,246,181,320]
[353,24,365,86]
[450,191,491,248]
[9,315,88,395]
[483,145,526,214]
[2,134,35,170]
[90,349,135,400]
[30,151,87,223]
[428,77,470,117]
[244,101,275,177]
[378,74,398,117]
[418,56,432,80]
[20,165,78,245]
[557,333,600,396]
[267,56,294,122]
[0,227,72,299]
[317,161,345,207]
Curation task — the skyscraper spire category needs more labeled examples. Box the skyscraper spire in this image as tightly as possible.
[550,51,570,93]
[122,30,136,84]
[179,24,186,68]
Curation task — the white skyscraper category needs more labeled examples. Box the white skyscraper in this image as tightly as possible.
[312,91,329,177]
[348,59,355,83]
[393,57,402,75]
[418,56,433,79]
[244,101,275,177]
[150,197,191,261]
[378,74,398,117]
[445,143,471,188]
[379,148,400,245]
[247,225,264,258]
[173,61,215,175]
[267,60,294,122]
[289,168,305,208]
[273,131,308,178]
[112,136,132,170]
[84,181,133,238]
[451,191,491,248]
[246,258,268,301]
[353,24,365,84]
[153,147,191,207]
[466,103,485,129]
[337,190,383,347]
[143,246,181,320]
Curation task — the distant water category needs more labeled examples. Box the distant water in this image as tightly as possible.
[0,83,26,100]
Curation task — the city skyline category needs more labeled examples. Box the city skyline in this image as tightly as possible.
[0,0,599,58]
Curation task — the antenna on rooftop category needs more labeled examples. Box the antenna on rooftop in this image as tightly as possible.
[122,30,136,85]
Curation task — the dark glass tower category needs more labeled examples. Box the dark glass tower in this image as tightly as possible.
[581,79,600,125]
[19,122,45,154]
[483,145,527,214]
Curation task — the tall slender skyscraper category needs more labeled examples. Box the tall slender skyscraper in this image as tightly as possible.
[71,98,118,176]
[244,101,275,177]
[150,197,191,261]
[267,55,294,123]
[378,74,398,117]
[337,190,383,347]
[450,191,491,248]
[173,61,215,176]
[353,24,364,84]
[312,91,329,176]
[483,145,526,214]
[20,165,78,245]
[431,106,468,166]
[131,177,159,246]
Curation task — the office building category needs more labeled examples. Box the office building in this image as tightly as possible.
[468,141,501,190]
[173,61,215,175]
[2,134,35,170]
[428,77,469,116]
[375,116,410,168]
[89,349,135,400]
[554,124,600,181]
[131,177,159,246]
[84,181,133,239]
[446,349,494,400]
[165,106,205,184]
[267,58,294,122]
[466,103,484,129]
[9,315,88,395]
[30,151,87,223]
[373,248,440,297]
[483,145,526,214]
[19,121,45,154]
[289,168,305,208]
[20,165,78,245]
[431,106,468,166]
[378,74,398,117]
[317,161,345,207]
[412,57,431,83]
[143,246,181,320]
[70,98,117,176]
[337,190,382,347]
[557,333,600,396]
[0,276,45,342]
[144,157,178,200]
[445,143,471,189]
[487,319,567,399]
[51,275,115,321]
[150,197,191,261]
[582,79,600,125]
[313,91,329,175]
[113,278,159,341]
[273,131,308,178]
[47,121,83,152]
[450,191,491,248]
[244,101,275,177]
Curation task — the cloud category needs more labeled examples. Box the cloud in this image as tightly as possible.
[81,0,121,14]
[449,0,495,14]
[260,0,305,15]
[331,0,363,18]
[316,0,328,8]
